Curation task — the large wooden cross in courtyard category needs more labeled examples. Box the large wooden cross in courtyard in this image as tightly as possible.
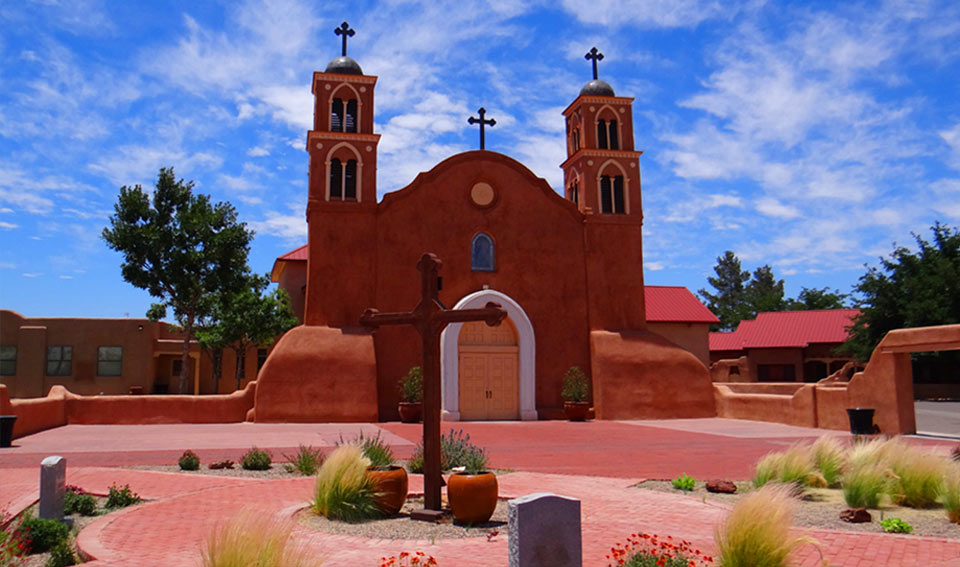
[360,253,507,518]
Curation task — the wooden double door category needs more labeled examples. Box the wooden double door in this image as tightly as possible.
[458,318,520,420]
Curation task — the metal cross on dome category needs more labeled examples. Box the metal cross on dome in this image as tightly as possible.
[585,47,604,80]
[335,21,355,57]
[468,108,496,150]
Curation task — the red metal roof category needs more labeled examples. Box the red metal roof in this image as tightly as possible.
[709,309,859,351]
[644,286,720,324]
[276,244,308,262]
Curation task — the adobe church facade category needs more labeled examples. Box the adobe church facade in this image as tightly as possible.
[253,32,716,422]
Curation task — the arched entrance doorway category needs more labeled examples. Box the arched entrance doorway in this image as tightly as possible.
[441,289,537,421]
[458,318,519,420]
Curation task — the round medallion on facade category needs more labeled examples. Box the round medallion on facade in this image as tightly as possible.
[587,160,594,166]
[366,145,372,152]
[589,106,596,112]
[619,108,625,114]
[315,142,323,150]
[360,86,367,93]
[324,84,331,91]
[470,182,496,207]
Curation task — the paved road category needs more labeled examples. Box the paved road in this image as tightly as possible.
[916,401,960,437]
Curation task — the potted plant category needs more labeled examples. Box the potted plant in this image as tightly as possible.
[447,447,497,524]
[397,366,423,423]
[561,366,590,421]
[348,432,408,516]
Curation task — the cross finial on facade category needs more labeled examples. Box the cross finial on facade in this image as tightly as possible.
[585,47,604,80]
[335,21,355,57]
[467,107,496,150]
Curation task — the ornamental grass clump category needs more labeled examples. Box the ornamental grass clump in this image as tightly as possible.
[842,461,888,508]
[752,443,819,489]
[810,435,846,487]
[339,431,395,469]
[714,484,823,567]
[886,444,946,508]
[283,445,324,476]
[201,512,317,567]
[313,445,379,522]
[942,465,960,523]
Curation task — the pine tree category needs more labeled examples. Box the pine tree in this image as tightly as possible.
[698,251,751,331]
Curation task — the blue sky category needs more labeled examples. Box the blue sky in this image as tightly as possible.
[1,0,959,318]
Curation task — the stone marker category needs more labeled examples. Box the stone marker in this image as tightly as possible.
[508,493,581,567]
[39,456,66,520]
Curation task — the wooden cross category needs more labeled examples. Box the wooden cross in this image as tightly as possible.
[360,253,507,518]
[585,47,604,80]
[335,21,355,57]
[467,107,496,150]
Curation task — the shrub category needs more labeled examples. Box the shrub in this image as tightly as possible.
[408,428,482,473]
[16,516,69,554]
[606,532,714,567]
[63,489,97,517]
[672,473,696,492]
[1,509,28,565]
[886,445,945,508]
[201,512,316,567]
[880,517,913,534]
[810,435,846,487]
[842,462,888,508]
[209,460,235,470]
[339,432,394,469]
[45,541,77,567]
[398,366,423,403]
[943,465,960,523]
[241,447,272,471]
[179,450,201,471]
[106,484,142,509]
[463,447,488,475]
[283,445,324,476]
[313,445,379,522]
[714,484,821,567]
[380,552,438,567]
[560,366,589,402]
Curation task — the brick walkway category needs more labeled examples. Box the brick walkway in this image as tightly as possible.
[1,419,958,566]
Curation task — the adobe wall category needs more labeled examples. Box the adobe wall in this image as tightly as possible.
[713,382,817,428]
[591,329,716,419]
[647,322,711,366]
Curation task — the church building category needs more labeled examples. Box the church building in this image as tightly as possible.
[253,25,717,423]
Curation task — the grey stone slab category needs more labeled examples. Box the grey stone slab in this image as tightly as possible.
[39,455,66,520]
[508,492,581,567]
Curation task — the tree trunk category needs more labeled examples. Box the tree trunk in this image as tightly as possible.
[211,348,223,394]
[179,317,194,394]
[234,343,248,391]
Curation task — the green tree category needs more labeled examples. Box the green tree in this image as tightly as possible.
[786,287,849,310]
[102,168,253,393]
[844,223,960,361]
[699,250,751,331]
[744,265,786,314]
[197,273,299,391]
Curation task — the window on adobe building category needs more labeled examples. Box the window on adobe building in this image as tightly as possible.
[471,233,495,272]
[97,346,123,377]
[597,119,608,149]
[46,346,72,376]
[345,99,358,133]
[257,348,268,371]
[331,98,344,132]
[608,120,619,150]
[600,175,625,214]
[757,363,796,382]
[330,159,343,199]
[172,359,182,377]
[570,181,579,205]
[572,128,580,152]
[344,160,357,199]
[0,346,15,376]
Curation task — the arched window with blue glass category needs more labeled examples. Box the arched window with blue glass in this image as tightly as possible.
[471,232,495,272]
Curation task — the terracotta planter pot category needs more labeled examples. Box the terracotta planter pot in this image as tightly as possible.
[950,508,960,524]
[366,465,408,516]
[447,471,498,524]
[398,402,422,423]
[563,401,590,421]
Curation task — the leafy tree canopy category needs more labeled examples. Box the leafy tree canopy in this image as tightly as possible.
[102,167,253,393]
[843,222,960,361]
[698,251,751,331]
[786,287,849,310]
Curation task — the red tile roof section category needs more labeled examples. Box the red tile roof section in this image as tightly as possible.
[644,286,720,324]
[709,309,859,351]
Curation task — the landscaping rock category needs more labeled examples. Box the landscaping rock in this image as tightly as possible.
[706,480,737,494]
[841,508,872,523]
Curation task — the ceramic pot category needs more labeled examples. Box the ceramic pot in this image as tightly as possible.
[366,465,408,516]
[447,471,498,524]
[398,401,422,423]
[563,401,590,421]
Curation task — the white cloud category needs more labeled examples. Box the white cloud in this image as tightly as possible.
[755,197,800,219]
[559,0,741,28]
[0,221,18,229]
[0,167,97,214]
[249,207,307,243]
[22,273,42,278]
[646,261,665,271]
[89,146,223,188]
[941,122,960,170]
[247,146,270,157]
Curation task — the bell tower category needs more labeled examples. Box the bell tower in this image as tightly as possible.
[561,47,643,219]
[304,22,381,327]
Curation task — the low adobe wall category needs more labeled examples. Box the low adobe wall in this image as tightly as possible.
[1,383,255,439]
[714,382,817,428]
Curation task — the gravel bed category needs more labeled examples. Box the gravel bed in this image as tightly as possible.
[128,463,301,480]
[636,480,960,540]
[297,497,508,540]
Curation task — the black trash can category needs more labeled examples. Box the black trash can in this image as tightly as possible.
[0,415,17,448]
[846,408,875,435]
